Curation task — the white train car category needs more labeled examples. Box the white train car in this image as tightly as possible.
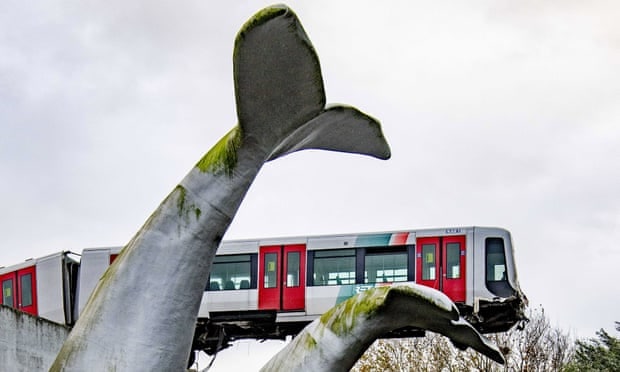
[0,252,79,325]
[0,226,527,356]
[75,226,526,354]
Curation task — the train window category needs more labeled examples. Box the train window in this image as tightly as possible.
[20,273,33,307]
[364,250,407,284]
[208,255,252,291]
[422,244,436,280]
[446,243,461,279]
[287,252,300,287]
[312,249,355,286]
[485,237,515,297]
[264,253,278,289]
[486,238,507,282]
[2,279,13,306]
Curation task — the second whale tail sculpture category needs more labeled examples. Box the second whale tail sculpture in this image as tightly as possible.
[261,284,505,372]
[51,5,389,371]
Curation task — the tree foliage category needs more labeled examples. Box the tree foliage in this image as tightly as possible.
[565,322,620,372]
[352,307,575,372]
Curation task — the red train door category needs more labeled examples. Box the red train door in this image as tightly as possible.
[0,266,38,316]
[1,272,17,308]
[417,237,440,290]
[416,236,466,303]
[258,244,306,311]
[442,235,466,303]
[17,266,37,315]
[258,245,281,310]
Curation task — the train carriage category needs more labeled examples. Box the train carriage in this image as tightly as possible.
[0,226,527,355]
[200,227,525,351]
[0,251,79,325]
[75,226,526,353]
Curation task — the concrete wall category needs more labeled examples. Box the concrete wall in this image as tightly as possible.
[0,305,69,371]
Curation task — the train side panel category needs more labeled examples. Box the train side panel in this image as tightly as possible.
[198,240,259,317]
[77,247,119,316]
[0,252,78,324]
[36,253,66,324]
[199,291,258,316]
[305,285,343,316]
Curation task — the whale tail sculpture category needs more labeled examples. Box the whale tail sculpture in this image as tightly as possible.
[232,6,390,162]
[51,5,390,371]
[260,284,505,372]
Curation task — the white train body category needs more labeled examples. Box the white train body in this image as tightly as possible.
[1,226,526,354]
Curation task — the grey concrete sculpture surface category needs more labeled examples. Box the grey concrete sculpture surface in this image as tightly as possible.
[261,284,505,372]
[50,4,390,371]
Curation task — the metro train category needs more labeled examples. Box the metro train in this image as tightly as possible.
[0,226,527,355]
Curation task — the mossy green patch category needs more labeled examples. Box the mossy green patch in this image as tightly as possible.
[196,126,242,176]
[174,185,202,225]
[301,332,317,351]
[176,185,187,217]
[319,286,390,336]
[236,5,288,44]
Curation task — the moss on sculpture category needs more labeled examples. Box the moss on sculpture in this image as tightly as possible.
[176,185,188,217]
[236,6,288,41]
[301,332,317,351]
[174,185,202,225]
[196,126,243,176]
[320,286,390,336]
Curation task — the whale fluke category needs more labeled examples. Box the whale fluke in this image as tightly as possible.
[233,5,390,162]
[260,284,504,372]
[268,105,391,161]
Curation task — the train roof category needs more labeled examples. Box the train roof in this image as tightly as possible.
[2,226,511,267]
[220,225,508,243]
[0,251,73,274]
[218,226,510,254]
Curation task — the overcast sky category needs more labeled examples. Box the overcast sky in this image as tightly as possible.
[1,1,619,370]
